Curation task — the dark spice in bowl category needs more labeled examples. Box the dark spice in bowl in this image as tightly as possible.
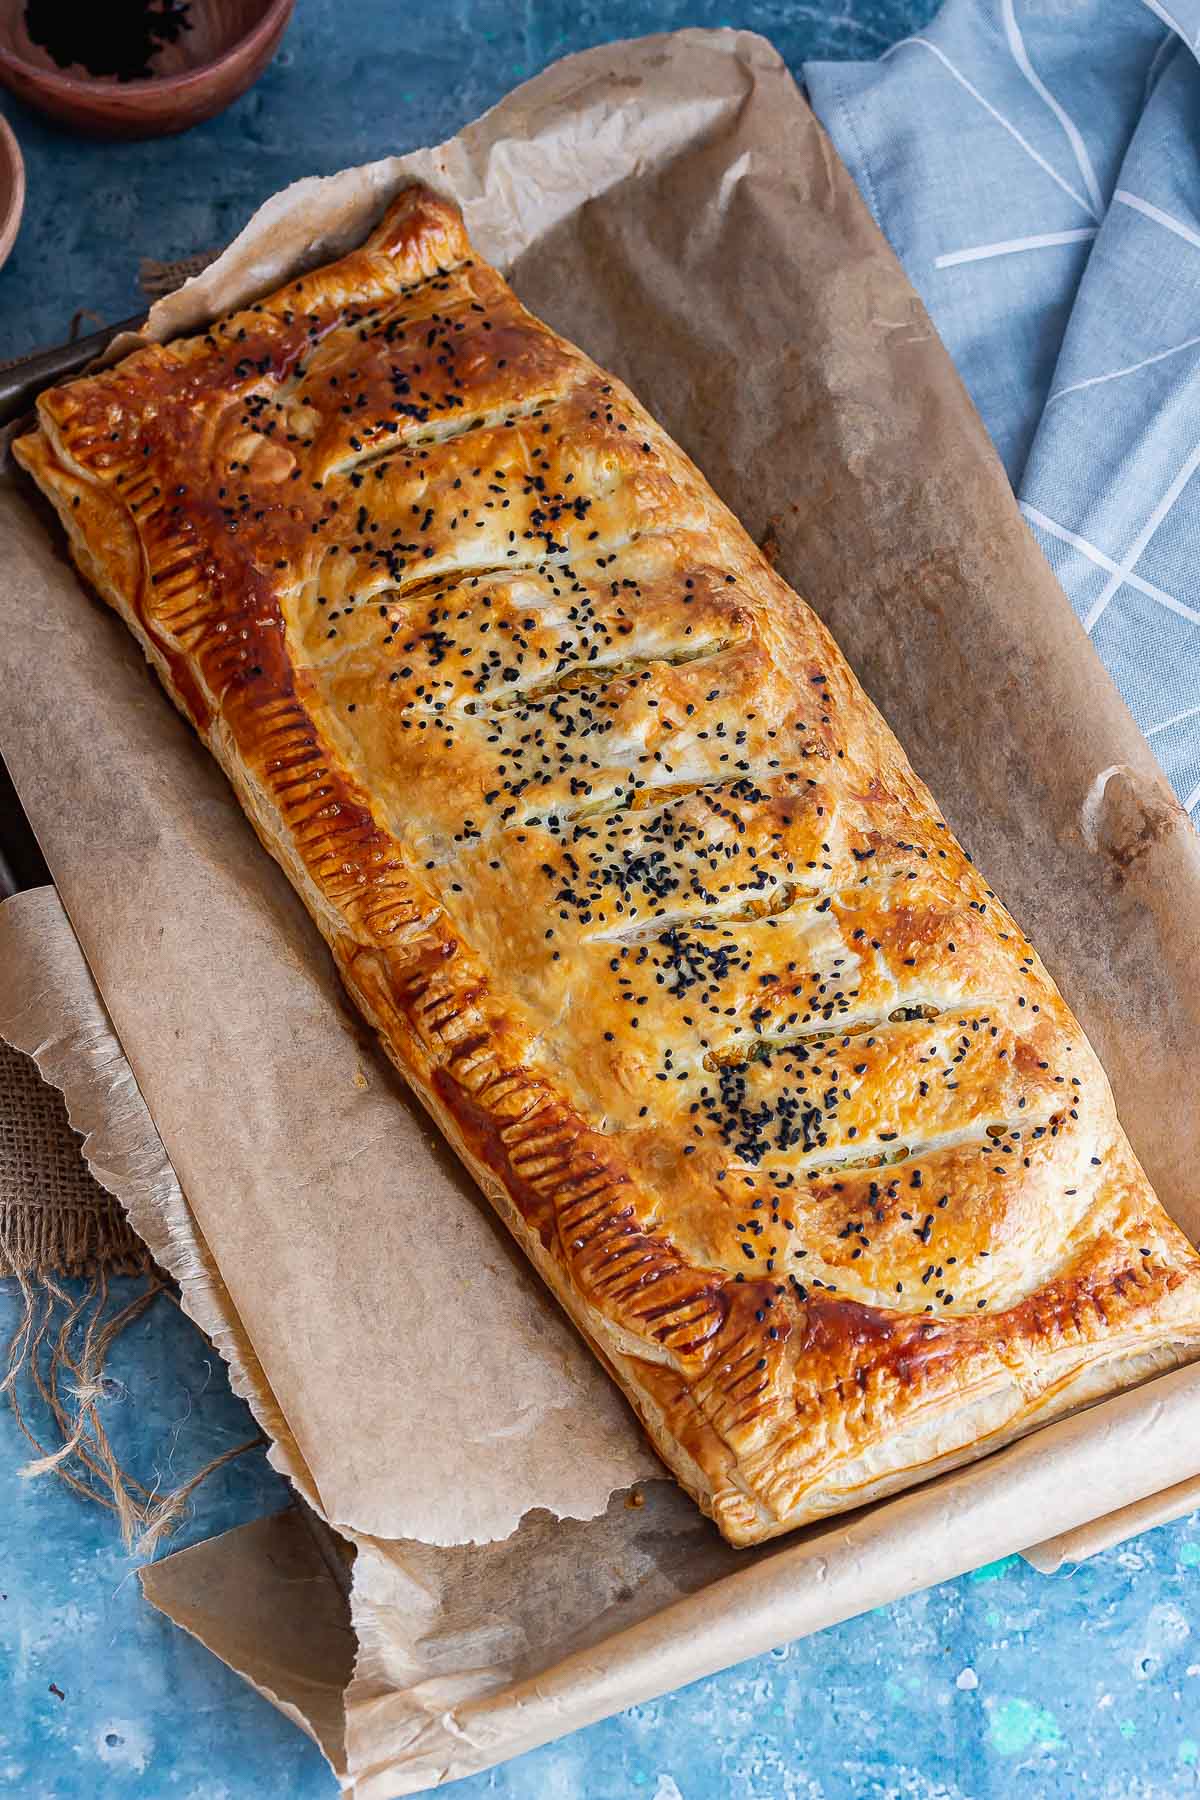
[25,0,192,81]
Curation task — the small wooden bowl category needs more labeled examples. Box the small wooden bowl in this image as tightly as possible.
[0,0,295,139]
[0,109,24,268]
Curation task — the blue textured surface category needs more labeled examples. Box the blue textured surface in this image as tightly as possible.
[3,3,1199,1797]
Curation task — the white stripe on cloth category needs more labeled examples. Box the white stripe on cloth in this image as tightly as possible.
[1083,443,1200,630]
[1146,700,1200,739]
[882,37,1101,218]
[1020,502,1200,627]
[1045,332,1200,406]
[1137,0,1196,52]
[935,228,1097,268]
[1001,0,1105,214]
[1114,188,1200,251]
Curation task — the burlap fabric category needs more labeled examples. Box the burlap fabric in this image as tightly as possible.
[0,1035,150,1278]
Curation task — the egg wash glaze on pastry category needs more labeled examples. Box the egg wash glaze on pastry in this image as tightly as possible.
[15,185,1200,1546]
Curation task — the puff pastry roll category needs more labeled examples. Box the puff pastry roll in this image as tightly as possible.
[16,186,1200,1546]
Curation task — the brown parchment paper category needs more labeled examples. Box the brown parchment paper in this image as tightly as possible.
[4,24,1200,1795]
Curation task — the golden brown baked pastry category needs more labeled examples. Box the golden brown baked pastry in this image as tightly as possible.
[16,186,1200,1547]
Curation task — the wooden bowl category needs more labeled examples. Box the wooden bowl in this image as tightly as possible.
[0,109,24,268]
[0,0,295,139]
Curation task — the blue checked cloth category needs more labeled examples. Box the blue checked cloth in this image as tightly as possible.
[806,0,1200,819]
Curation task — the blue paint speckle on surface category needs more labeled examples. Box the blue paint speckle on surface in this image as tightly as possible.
[967,1555,1022,1584]
[987,1698,1063,1757]
[2,3,1200,1796]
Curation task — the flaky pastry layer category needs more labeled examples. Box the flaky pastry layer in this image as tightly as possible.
[16,186,1200,1545]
